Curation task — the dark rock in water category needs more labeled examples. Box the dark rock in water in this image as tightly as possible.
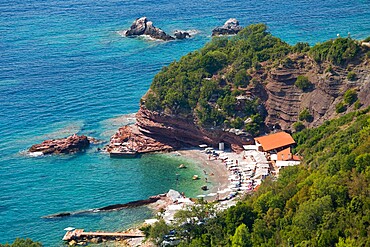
[125,16,147,36]
[123,17,174,41]
[43,212,71,218]
[42,197,161,218]
[174,30,191,39]
[212,18,243,36]
[29,134,90,155]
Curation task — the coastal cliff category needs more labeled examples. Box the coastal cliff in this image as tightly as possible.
[249,54,370,130]
[108,24,370,154]
[107,107,253,154]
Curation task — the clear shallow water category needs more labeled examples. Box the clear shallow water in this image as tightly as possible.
[0,0,369,245]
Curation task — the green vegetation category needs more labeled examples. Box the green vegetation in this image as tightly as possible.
[336,89,358,114]
[142,23,368,137]
[325,64,334,73]
[336,102,347,113]
[144,23,294,134]
[347,71,357,81]
[294,75,312,91]
[343,89,358,105]
[310,37,361,65]
[0,238,42,247]
[299,108,313,122]
[293,121,306,132]
[146,107,370,246]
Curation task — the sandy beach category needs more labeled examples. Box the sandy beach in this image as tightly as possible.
[177,149,233,196]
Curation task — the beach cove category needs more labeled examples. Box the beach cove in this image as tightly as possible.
[1,0,370,245]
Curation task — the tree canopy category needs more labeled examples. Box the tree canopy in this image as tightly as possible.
[145,107,370,246]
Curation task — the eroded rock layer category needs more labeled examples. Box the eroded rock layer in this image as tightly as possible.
[29,134,90,155]
[106,108,253,154]
[108,55,370,155]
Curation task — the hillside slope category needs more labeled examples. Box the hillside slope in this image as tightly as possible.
[146,107,370,246]
[108,24,370,153]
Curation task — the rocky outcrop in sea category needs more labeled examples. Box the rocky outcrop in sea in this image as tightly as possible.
[212,18,243,36]
[121,17,192,41]
[29,134,90,155]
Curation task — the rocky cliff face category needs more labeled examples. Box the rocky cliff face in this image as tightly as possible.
[253,55,370,130]
[108,55,369,154]
[106,107,253,154]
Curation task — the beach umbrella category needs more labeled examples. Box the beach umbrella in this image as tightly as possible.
[64,227,75,231]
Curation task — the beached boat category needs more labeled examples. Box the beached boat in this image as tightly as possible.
[109,149,138,158]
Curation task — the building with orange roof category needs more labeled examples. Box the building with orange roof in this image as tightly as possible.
[254,131,296,152]
[276,147,301,161]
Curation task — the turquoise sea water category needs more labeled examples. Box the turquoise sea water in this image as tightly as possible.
[1,0,369,245]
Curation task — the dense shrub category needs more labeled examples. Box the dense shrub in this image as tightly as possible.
[343,89,358,105]
[234,70,251,87]
[293,121,305,131]
[294,75,312,91]
[310,38,360,65]
[347,71,357,81]
[299,109,313,122]
[336,102,347,113]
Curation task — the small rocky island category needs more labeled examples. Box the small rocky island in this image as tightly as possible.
[120,17,191,41]
[29,134,90,155]
[212,18,243,36]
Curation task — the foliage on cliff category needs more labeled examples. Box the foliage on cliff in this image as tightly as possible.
[143,23,367,136]
[309,37,361,65]
[146,107,370,246]
[144,24,296,134]
[0,238,42,247]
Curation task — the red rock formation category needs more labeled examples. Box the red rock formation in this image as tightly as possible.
[106,107,253,154]
[29,134,90,155]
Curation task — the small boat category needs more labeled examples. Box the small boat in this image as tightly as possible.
[109,149,138,158]
[178,164,187,169]
[201,185,208,191]
[192,175,199,180]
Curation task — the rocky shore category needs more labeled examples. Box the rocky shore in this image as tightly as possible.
[28,134,91,155]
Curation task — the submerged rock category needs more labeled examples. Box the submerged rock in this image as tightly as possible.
[29,134,90,155]
[212,18,243,36]
[123,17,174,41]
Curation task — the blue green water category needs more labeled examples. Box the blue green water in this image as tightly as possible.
[1,0,369,245]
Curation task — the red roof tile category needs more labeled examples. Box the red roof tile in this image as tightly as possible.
[255,132,295,151]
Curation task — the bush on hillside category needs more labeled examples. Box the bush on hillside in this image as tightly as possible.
[299,108,313,122]
[293,121,305,132]
[336,102,347,113]
[310,37,360,65]
[347,71,357,81]
[343,89,358,105]
[295,75,312,91]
